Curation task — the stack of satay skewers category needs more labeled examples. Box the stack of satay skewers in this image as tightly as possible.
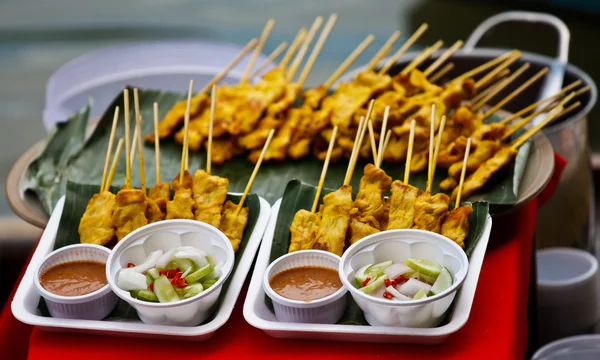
[287,93,570,253]
[79,82,274,252]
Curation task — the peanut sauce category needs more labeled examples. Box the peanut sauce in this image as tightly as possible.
[40,261,107,297]
[269,266,342,301]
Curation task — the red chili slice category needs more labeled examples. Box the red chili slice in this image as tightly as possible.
[383,291,393,300]
[149,282,154,292]
[159,269,169,276]
[394,276,408,284]
[361,277,371,287]
[127,263,135,268]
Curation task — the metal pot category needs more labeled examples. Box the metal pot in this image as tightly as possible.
[339,11,598,251]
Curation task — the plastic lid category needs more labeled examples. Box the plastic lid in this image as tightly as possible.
[43,40,272,130]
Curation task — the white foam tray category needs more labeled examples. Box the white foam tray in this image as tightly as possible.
[244,199,492,344]
[12,194,271,341]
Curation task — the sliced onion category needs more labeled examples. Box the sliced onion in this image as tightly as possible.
[126,250,163,273]
[397,278,432,297]
[383,263,412,280]
[386,285,411,301]
[156,248,177,269]
[117,270,148,291]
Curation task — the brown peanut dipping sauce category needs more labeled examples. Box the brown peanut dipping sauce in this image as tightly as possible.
[40,261,107,297]
[269,266,342,301]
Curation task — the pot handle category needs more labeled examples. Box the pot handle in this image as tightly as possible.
[464,11,570,123]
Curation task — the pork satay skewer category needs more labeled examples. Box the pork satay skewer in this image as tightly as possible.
[365,31,401,72]
[480,67,549,121]
[288,126,338,253]
[429,62,454,83]
[423,40,463,77]
[400,40,444,76]
[193,85,230,228]
[279,28,307,70]
[240,18,276,83]
[296,13,337,86]
[287,17,323,81]
[100,107,119,192]
[451,50,520,83]
[104,138,124,191]
[474,52,521,90]
[378,23,429,75]
[472,63,530,111]
[441,138,472,248]
[374,106,390,169]
[452,105,564,201]
[250,41,289,78]
[324,34,375,88]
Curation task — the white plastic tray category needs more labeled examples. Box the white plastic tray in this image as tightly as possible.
[12,194,271,341]
[243,199,492,344]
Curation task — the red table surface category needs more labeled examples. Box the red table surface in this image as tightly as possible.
[0,154,567,360]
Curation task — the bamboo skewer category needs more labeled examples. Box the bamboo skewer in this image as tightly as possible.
[376,106,390,167]
[475,53,520,90]
[133,88,146,194]
[297,13,337,87]
[378,130,392,168]
[367,120,378,164]
[472,63,530,111]
[481,66,549,121]
[452,50,520,83]
[105,138,124,191]
[379,23,429,75]
[241,19,276,83]
[346,114,369,185]
[324,34,375,88]
[200,38,257,95]
[426,104,436,194]
[100,107,119,192]
[124,89,132,188]
[344,116,366,185]
[312,126,339,213]
[130,126,139,166]
[235,129,275,216]
[431,115,447,182]
[423,40,463,77]
[454,138,472,208]
[280,28,307,70]
[502,92,576,141]
[511,105,564,149]
[471,75,509,104]
[250,41,289,77]
[403,119,416,185]
[400,40,444,76]
[366,31,401,72]
[287,17,323,81]
[499,80,583,125]
[429,63,454,83]
[153,102,160,185]
[557,101,581,118]
[179,80,194,185]
[207,85,216,175]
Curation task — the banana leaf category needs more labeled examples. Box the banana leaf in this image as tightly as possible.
[266,179,489,325]
[38,180,259,321]
[24,87,528,216]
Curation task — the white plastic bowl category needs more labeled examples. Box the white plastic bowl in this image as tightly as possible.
[33,244,118,320]
[106,220,235,326]
[263,250,347,324]
[339,230,469,328]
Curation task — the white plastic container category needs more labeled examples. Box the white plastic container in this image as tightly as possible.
[12,194,271,340]
[244,199,492,344]
[533,334,600,360]
[106,222,235,326]
[339,231,469,328]
[33,244,118,320]
[43,40,272,130]
[263,250,347,324]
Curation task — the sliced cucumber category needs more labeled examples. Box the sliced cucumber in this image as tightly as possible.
[365,261,393,278]
[185,264,214,284]
[129,290,140,298]
[359,275,387,294]
[137,289,159,302]
[147,268,160,280]
[166,258,195,273]
[354,263,373,287]
[413,289,427,300]
[429,267,453,296]
[153,276,180,303]
[146,272,155,285]
[183,283,204,299]
[405,258,442,277]
[201,279,217,289]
